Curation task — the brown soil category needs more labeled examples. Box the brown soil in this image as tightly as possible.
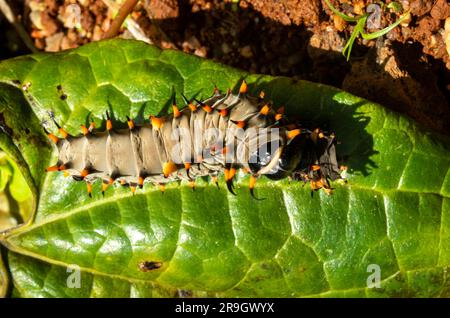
[1,0,449,135]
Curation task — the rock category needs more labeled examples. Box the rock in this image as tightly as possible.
[240,45,253,58]
[29,10,44,30]
[143,0,179,19]
[186,35,201,50]
[353,0,365,15]
[221,42,232,54]
[194,47,207,57]
[333,14,347,32]
[409,0,432,17]
[308,30,345,56]
[59,4,82,29]
[430,0,449,20]
[45,32,64,52]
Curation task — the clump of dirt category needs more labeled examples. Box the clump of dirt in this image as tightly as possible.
[240,0,322,27]
[27,0,110,51]
[1,0,449,135]
[409,0,449,67]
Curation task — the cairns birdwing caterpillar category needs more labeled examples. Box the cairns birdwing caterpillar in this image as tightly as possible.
[45,81,345,198]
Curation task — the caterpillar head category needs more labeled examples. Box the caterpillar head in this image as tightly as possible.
[247,127,342,192]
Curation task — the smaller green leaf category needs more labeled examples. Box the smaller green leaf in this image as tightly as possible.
[0,152,33,229]
[0,153,32,203]
[0,160,12,192]
[343,17,367,61]
[386,2,403,13]
[361,12,410,40]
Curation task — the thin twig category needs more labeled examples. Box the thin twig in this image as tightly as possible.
[0,0,38,53]
[103,0,139,39]
[101,0,151,43]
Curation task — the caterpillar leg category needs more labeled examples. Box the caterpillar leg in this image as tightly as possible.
[130,183,137,194]
[86,182,93,198]
[275,106,285,122]
[89,118,96,132]
[184,163,192,180]
[224,165,237,195]
[101,181,109,196]
[211,175,219,189]
[258,90,265,101]
[138,176,144,189]
[249,175,265,201]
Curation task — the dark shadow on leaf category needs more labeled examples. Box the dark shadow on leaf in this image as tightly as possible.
[247,77,378,177]
[147,1,448,136]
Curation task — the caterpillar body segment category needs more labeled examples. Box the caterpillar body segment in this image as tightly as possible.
[46,81,344,197]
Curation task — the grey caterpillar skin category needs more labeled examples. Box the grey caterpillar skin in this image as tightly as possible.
[46,81,344,196]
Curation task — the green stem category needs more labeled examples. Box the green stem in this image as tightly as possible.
[361,12,410,40]
[342,16,367,61]
[103,0,140,39]
[323,0,359,22]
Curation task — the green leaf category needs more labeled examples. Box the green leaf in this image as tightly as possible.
[0,39,449,297]
[0,153,33,203]
[0,153,33,232]
[342,16,367,61]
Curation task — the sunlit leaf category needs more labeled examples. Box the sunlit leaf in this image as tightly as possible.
[0,39,449,297]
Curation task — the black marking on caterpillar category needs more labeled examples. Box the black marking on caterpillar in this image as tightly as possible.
[138,261,163,272]
[44,81,345,198]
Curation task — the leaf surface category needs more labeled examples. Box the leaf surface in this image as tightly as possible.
[0,39,449,297]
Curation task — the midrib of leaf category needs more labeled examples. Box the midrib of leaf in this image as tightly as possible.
[7,250,450,297]
[4,184,340,291]
[4,180,448,238]
[7,251,181,298]
[3,181,447,294]
[6,246,161,285]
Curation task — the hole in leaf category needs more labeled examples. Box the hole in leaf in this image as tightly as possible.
[138,261,163,272]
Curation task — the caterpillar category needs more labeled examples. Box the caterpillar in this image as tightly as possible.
[44,80,345,198]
